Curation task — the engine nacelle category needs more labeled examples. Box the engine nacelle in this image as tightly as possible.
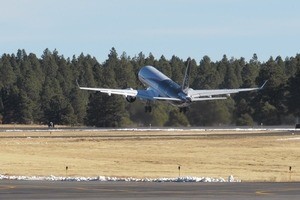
[125,96,136,103]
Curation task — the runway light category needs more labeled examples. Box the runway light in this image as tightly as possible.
[66,166,69,176]
[178,165,181,177]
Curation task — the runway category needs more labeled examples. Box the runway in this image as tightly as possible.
[1,180,300,200]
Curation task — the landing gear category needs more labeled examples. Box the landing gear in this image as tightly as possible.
[145,101,152,113]
[179,107,189,113]
[145,105,152,113]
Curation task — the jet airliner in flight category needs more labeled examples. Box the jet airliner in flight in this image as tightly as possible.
[78,62,267,113]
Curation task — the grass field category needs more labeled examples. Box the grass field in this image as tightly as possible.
[0,128,299,182]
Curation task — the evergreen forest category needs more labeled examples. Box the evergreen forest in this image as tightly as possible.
[0,48,300,127]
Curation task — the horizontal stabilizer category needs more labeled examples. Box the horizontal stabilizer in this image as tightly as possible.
[154,97,182,101]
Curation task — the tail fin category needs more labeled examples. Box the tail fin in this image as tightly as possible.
[182,58,191,92]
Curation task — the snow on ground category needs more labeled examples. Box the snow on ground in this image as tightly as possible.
[277,137,300,141]
[3,127,298,133]
[0,174,240,182]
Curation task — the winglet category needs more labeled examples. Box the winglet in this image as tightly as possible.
[76,79,81,88]
[259,80,268,90]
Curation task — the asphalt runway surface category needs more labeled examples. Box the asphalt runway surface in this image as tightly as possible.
[1,180,300,200]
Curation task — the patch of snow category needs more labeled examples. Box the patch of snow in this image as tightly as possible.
[277,137,300,141]
[2,127,298,133]
[0,174,240,182]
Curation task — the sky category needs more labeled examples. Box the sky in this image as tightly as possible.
[1,0,300,63]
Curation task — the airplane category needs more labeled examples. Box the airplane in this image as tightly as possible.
[78,61,267,113]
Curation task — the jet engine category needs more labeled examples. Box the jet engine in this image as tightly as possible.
[125,96,136,103]
[123,88,137,103]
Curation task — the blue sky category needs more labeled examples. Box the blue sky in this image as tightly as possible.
[1,0,300,62]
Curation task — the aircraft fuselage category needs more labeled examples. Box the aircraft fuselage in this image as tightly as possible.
[138,66,191,107]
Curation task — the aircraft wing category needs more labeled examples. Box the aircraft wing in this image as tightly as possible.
[188,81,267,99]
[78,86,138,97]
[78,85,182,101]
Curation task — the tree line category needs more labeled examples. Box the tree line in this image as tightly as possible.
[0,48,299,127]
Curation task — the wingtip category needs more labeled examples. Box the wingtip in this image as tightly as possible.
[76,79,80,88]
[260,80,268,89]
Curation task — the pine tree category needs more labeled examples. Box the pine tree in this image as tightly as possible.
[165,109,189,126]
[170,55,184,84]
[222,57,240,89]
[288,70,300,118]
[0,54,16,89]
[157,55,172,78]
[85,48,130,127]
[193,56,219,89]
[254,56,288,124]
[117,52,137,88]
[241,54,260,87]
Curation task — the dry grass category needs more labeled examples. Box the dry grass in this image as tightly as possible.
[0,129,299,182]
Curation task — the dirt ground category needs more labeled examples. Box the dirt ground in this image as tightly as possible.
[0,128,299,182]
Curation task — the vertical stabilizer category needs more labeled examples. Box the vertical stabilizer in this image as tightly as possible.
[182,58,191,92]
